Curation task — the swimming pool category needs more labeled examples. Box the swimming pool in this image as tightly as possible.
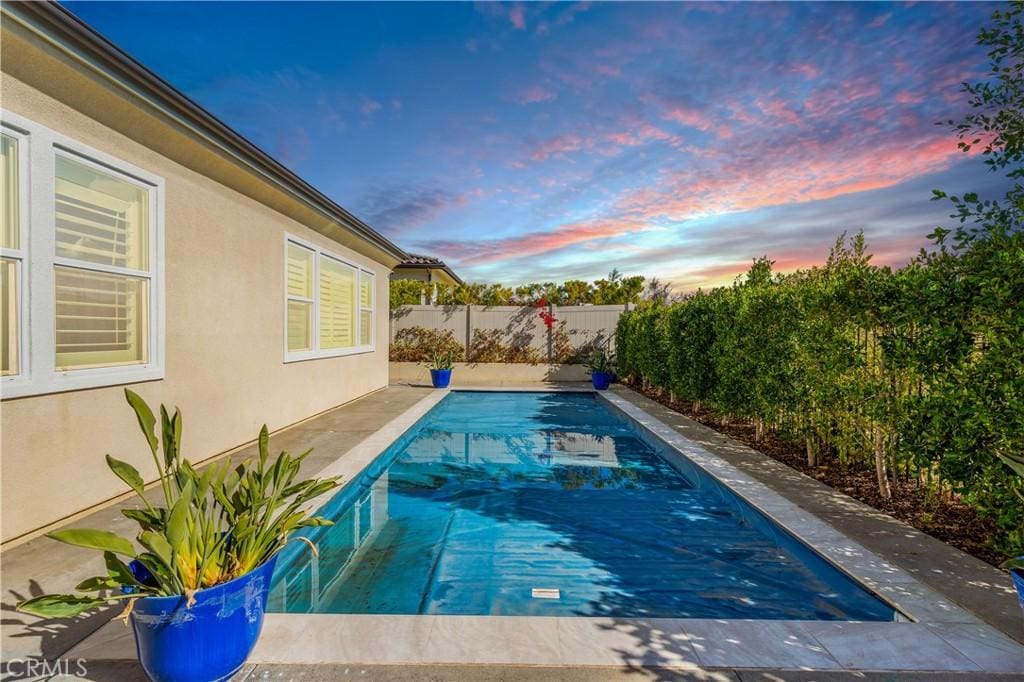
[269,391,895,621]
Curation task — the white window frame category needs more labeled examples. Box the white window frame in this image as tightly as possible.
[0,110,165,399]
[283,233,376,362]
[1,123,31,389]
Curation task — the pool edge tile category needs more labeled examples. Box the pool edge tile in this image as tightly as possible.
[556,617,699,667]
[680,619,843,670]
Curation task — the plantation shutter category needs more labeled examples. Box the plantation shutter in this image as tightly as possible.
[53,155,150,370]
[1,133,21,376]
[319,255,356,349]
[1,134,19,251]
[286,243,314,351]
[359,271,374,346]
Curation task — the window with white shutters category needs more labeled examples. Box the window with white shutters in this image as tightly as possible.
[284,235,375,361]
[0,110,164,398]
[54,155,151,370]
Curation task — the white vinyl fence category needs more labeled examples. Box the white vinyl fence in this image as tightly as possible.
[390,304,627,362]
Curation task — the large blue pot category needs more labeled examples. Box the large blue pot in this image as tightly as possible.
[127,555,277,682]
[1012,564,1024,613]
[430,368,452,388]
[591,371,612,390]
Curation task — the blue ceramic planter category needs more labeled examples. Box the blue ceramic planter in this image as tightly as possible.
[591,371,612,390]
[127,555,277,682]
[1012,563,1024,613]
[430,368,452,388]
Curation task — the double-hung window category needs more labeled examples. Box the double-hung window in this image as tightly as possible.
[1,110,164,398]
[1,129,27,379]
[284,235,375,361]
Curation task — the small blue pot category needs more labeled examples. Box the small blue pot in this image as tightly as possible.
[1011,564,1024,613]
[591,371,613,390]
[127,555,277,682]
[430,368,452,388]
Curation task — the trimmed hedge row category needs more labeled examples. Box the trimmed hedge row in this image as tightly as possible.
[616,233,1024,558]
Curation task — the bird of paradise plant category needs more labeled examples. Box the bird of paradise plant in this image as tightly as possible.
[17,389,339,618]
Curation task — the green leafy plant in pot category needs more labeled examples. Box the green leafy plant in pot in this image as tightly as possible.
[586,348,616,390]
[17,389,340,682]
[428,348,456,388]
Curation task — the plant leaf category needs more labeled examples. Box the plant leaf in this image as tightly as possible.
[165,479,194,549]
[17,594,109,619]
[104,551,139,586]
[105,455,145,497]
[46,529,135,557]
[122,508,163,531]
[138,531,173,568]
[258,425,270,467]
[160,405,176,469]
[76,576,118,592]
[124,389,158,457]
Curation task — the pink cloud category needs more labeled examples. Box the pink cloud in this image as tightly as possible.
[432,217,649,265]
[790,62,821,79]
[359,98,382,115]
[529,133,589,161]
[803,78,882,118]
[617,131,971,226]
[662,106,713,131]
[754,96,801,125]
[509,4,526,30]
[595,64,621,77]
[606,121,677,148]
[869,12,892,29]
[894,91,925,105]
[659,105,736,139]
[726,100,759,125]
[516,85,557,105]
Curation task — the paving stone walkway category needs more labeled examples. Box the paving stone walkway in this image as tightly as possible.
[44,661,1024,681]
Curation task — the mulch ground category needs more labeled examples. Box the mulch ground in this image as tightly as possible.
[626,381,1006,568]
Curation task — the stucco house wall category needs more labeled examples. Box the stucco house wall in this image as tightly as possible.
[0,12,396,543]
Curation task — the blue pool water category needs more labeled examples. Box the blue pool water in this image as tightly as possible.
[269,391,895,620]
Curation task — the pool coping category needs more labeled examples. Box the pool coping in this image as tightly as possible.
[67,386,1024,673]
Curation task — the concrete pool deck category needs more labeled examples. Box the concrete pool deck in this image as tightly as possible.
[2,383,1022,680]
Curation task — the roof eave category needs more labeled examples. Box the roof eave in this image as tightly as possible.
[393,263,464,285]
[4,1,409,264]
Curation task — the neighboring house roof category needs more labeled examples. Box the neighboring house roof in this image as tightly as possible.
[2,1,409,264]
[393,253,463,285]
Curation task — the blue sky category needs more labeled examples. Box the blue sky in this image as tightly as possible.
[65,1,1006,290]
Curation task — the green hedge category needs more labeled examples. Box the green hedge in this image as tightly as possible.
[615,232,1024,557]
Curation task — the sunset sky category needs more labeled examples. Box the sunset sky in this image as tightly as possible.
[67,1,1007,290]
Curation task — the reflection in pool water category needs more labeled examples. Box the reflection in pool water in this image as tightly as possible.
[269,391,895,620]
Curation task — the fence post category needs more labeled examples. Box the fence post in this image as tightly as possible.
[465,304,473,360]
[547,302,554,363]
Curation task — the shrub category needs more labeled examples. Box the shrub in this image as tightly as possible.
[468,329,543,364]
[390,326,465,362]
[614,231,1024,558]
